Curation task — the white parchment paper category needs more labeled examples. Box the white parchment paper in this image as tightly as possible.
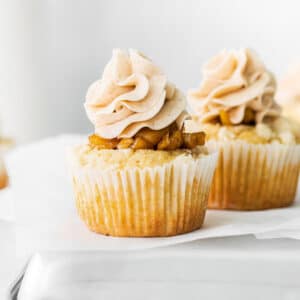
[5,135,300,258]
[0,187,14,221]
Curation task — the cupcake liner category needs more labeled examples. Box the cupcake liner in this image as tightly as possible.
[206,141,300,210]
[69,151,218,237]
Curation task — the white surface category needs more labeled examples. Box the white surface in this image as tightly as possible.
[0,220,18,300]
[5,135,300,259]
[1,193,300,299]
[18,235,300,300]
[2,0,300,142]
[0,189,18,298]
[0,187,15,221]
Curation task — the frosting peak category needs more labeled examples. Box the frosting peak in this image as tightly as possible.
[188,48,281,125]
[85,49,186,139]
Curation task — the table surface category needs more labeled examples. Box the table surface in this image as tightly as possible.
[0,220,17,299]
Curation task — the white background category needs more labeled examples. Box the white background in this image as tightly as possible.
[1,0,300,142]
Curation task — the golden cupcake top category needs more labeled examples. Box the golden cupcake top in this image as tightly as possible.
[187,118,300,145]
[188,48,281,125]
[85,49,205,150]
[70,145,208,170]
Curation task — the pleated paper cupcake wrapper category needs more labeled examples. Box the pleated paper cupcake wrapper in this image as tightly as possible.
[70,152,218,237]
[206,141,300,210]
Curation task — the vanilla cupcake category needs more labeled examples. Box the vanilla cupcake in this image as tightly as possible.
[68,49,218,237]
[277,63,300,123]
[0,137,12,189]
[187,48,300,210]
[0,155,8,189]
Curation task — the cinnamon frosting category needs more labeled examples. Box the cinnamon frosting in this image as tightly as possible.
[275,63,300,123]
[277,63,300,104]
[85,49,186,139]
[188,48,281,125]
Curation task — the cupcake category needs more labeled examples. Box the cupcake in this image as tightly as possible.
[187,48,300,210]
[0,136,11,189]
[0,155,8,189]
[68,49,218,237]
[276,63,300,123]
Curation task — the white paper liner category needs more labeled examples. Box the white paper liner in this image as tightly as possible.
[206,140,300,210]
[69,151,218,237]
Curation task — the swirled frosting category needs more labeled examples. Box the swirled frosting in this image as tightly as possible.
[277,63,300,104]
[85,49,186,139]
[188,48,281,124]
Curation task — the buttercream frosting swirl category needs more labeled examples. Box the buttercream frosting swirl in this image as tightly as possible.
[188,48,281,124]
[277,63,300,104]
[85,49,186,139]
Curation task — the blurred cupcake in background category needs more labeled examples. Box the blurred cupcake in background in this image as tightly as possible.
[276,63,300,123]
[0,123,13,189]
[68,49,218,237]
[0,155,8,189]
[187,48,300,210]
[0,139,12,189]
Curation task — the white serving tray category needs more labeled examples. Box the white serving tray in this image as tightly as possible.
[17,235,300,300]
